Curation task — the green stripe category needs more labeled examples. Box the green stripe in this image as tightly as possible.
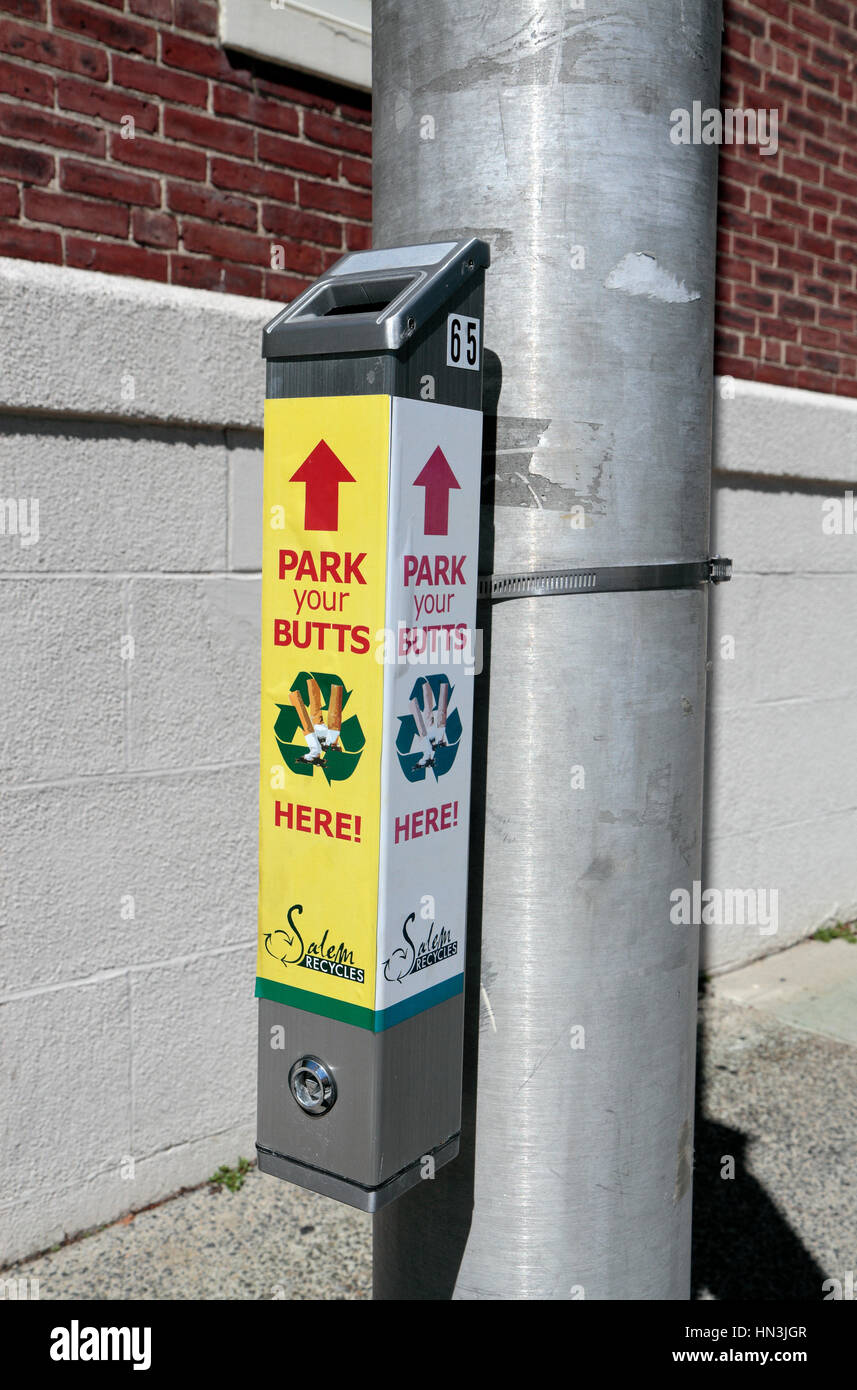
[255,976,375,1029]
[255,972,464,1033]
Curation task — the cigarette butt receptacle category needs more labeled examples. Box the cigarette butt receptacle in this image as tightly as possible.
[256,239,489,1210]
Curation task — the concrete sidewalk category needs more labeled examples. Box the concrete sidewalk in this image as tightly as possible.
[693,938,857,1300]
[5,936,856,1300]
[3,1167,371,1301]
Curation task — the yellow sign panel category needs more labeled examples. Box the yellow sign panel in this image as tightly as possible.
[257,395,390,1028]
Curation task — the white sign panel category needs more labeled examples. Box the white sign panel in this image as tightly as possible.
[376,397,482,1024]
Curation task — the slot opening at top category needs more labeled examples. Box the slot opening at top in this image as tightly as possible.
[291,274,417,321]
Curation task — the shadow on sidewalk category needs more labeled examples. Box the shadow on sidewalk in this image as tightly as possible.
[691,992,826,1300]
[691,1114,826,1300]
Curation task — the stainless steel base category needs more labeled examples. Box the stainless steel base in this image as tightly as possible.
[257,991,466,1203]
[257,1132,460,1213]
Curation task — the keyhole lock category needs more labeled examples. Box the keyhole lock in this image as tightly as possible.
[289,1056,336,1115]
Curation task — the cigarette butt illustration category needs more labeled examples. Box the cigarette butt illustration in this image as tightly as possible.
[290,689,323,761]
[410,696,427,740]
[422,679,441,745]
[289,688,313,733]
[307,677,323,726]
[307,675,328,743]
[436,681,449,744]
[410,696,435,766]
[324,683,344,747]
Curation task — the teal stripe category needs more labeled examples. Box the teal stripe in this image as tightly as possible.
[374,973,463,1030]
[255,972,464,1033]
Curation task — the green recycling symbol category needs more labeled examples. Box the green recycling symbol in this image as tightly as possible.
[274,670,364,784]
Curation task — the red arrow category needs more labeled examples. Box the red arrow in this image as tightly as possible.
[290,440,355,531]
[413,447,460,536]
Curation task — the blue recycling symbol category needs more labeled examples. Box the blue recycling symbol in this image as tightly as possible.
[395,674,462,783]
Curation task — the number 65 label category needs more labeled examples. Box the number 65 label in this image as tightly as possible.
[447,313,480,371]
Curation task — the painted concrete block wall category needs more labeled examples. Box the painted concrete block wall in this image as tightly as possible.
[704,376,857,973]
[2,259,855,1262]
[0,257,270,1264]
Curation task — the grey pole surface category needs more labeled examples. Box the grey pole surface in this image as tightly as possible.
[372,2,722,1299]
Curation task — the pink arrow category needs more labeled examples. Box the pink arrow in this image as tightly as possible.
[290,440,355,531]
[413,447,460,536]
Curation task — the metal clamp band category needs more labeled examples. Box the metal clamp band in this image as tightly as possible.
[477,557,732,602]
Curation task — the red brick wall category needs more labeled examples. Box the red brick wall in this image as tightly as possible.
[0,2,854,399]
[0,0,371,300]
[717,0,857,396]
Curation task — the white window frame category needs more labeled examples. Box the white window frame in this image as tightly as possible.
[219,0,371,92]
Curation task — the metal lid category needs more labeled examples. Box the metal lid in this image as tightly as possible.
[262,237,490,359]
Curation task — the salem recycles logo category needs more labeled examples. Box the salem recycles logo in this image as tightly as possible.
[265,903,365,985]
[383,911,458,983]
